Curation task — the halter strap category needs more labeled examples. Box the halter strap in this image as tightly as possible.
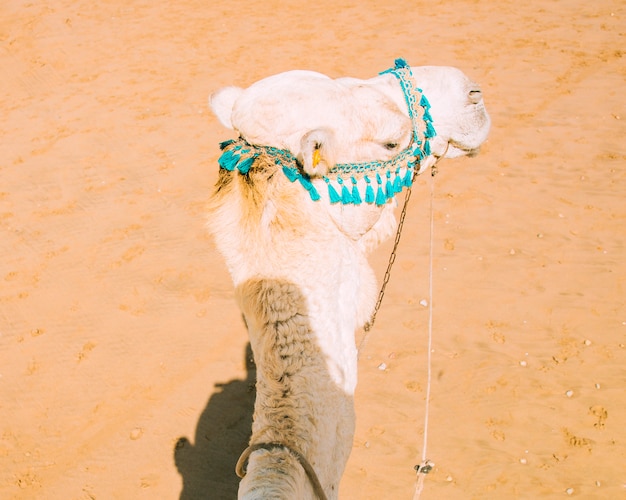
[236,442,329,500]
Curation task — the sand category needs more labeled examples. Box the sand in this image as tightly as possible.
[1,0,624,498]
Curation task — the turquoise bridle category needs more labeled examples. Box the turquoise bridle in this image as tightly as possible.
[218,58,436,206]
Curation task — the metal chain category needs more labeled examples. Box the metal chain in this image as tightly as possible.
[362,164,438,335]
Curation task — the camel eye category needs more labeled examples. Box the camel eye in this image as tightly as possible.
[384,142,398,150]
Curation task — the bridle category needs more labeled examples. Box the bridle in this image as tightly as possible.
[217,58,437,208]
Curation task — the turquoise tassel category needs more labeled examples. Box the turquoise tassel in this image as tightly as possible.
[308,184,321,201]
[299,175,320,201]
[425,121,437,138]
[218,149,237,171]
[351,177,362,205]
[375,185,386,206]
[423,109,433,123]
[393,169,403,193]
[219,139,235,150]
[404,167,414,187]
[385,170,394,197]
[325,178,341,204]
[424,140,431,156]
[394,58,409,69]
[237,156,254,174]
[420,94,431,109]
[365,176,374,204]
[375,173,386,205]
[341,184,353,204]
[282,166,298,182]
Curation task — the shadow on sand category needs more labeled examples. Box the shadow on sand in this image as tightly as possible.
[174,342,256,499]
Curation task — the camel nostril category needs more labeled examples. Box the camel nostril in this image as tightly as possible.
[469,89,482,104]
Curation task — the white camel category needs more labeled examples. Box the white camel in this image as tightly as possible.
[207,60,490,499]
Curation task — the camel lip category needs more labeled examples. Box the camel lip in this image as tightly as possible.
[448,139,481,158]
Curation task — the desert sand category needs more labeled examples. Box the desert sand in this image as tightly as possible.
[1,1,624,499]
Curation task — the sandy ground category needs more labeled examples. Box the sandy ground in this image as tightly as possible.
[1,1,624,498]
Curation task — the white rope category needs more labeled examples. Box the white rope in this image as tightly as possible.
[412,172,436,499]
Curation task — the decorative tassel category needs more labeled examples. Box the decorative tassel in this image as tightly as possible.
[351,177,362,204]
[299,174,321,201]
[394,58,409,69]
[308,184,321,201]
[404,167,414,187]
[419,94,431,109]
[365,176,375,204]
[237,156,254,174]
[385,170,394,198]
[282,166,298,182]
[219,139,235,150]
[375,173,386,205]
[218,149,237,171]
[338,177,353,204]
[425,121,437,138]
[375,185,386,206]
[424,140,431,156]
[325,177,341,204]
[393,169,403,193]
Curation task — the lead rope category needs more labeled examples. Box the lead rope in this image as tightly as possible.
[412,168,436,499]
[357,149,446,498]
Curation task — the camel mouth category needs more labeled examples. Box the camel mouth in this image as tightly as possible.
[447,139,481,159]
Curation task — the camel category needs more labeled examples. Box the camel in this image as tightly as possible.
[207,60,490,499]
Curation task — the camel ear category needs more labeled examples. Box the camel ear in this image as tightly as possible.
[209,86,243,129]
[299,128,336,177]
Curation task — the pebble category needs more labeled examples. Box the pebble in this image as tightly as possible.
[378,363,387,371]
[130,427,144,440]
[519,458,527,465]
[419,299,428,307]
[446,475,453,482]
[565,390,574,398]
[519,360,527,367]
[584,339,592,346]
[595,383,601,389]
[566,487,574,495]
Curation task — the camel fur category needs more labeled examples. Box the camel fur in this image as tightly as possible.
[207,64,490,499]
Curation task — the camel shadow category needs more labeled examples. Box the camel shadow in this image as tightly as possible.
[174,342,256,499]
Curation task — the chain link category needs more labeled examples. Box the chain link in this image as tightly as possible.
[362,165,438,334]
